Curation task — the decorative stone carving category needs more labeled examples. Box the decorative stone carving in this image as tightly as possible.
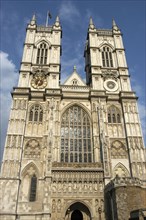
[24,139,41,158]
[111,141,127,159]
[32,66,49,76]
[102,70,119,81]
[52,199,56,212]
[113,163,129,177]
[51,170,104,196]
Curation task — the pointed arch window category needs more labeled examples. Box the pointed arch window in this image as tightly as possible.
[36,42,48,65]
[29,110,33,121]
[102,46,113,67]
[108,106,121,123]
[29,105,43,123]
[72,79,78,86]
[61,105,92,163]
[29,174,37,202]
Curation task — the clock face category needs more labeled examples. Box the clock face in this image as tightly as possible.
[107,81,115,89]
[31,75,47,89]
[104,79,118,92]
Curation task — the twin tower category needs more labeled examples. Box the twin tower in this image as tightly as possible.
[0,14,146,220]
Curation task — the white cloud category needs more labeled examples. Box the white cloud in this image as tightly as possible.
[0,51,18,91]
[0,51,18,160]
[131,76,146,98]
[59,1,80,24]
[85,9,104,27]
[61,54,84,83]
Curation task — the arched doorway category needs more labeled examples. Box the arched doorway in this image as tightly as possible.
[65,202,91,220]
[71,210,83,220]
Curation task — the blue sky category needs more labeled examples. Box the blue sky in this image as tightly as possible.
[0,0,146,160]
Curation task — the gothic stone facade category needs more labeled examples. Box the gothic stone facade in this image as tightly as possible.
[0,15,146,220]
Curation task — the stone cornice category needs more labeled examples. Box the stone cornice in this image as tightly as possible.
[52,162,103,171]
[119,91,138,100]
[105,176,146,193]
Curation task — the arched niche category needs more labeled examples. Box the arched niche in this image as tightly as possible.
[20,162,39,202]
[113,162,130,178]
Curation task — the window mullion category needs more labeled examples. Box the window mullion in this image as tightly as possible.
[61,106,91,163]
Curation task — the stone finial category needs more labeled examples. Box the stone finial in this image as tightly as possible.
[30,13,36,25]
[112,18,119,31]
[56,16,60,23]
[73,66,77,72]
[112,18,116,27]
[89,17,95,29]
[55,15,60,27]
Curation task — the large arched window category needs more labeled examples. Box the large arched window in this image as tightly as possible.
[102,46,113,67]
[29,174,37,202]
[108,106,121,123]
[29,104,43,123]
[61,105,92,163]
[36,42,48,65]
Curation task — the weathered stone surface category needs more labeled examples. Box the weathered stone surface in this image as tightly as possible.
[0,14,146,220]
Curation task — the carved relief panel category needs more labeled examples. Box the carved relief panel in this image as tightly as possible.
[111,141,127,159]
[51,169,104,197]
[24,139,41,159]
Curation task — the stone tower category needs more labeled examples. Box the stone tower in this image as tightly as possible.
[0,15,146,220]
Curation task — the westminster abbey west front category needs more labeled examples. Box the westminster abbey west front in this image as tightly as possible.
[0,14,146,220]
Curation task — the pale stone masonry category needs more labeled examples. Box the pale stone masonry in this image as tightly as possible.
[0,14,146,220]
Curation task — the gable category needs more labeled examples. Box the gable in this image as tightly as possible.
[63,70,86,86]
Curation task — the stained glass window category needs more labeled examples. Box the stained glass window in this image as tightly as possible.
[61,105,92,163]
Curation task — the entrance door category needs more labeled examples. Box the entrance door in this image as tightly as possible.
[71,210,83,220]
[65,202,91,220]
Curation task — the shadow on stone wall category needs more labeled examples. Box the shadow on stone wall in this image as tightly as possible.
[104,176,146,220]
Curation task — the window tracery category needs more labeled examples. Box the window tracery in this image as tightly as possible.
[24,139,41,158]
[36,42,48,65]
[111,141,127,159]
[21,163,39,202]
[101,46,113,67]
[61,105,92,163]
[108,106,121,123]
[29,105,43,123]
[113,163,129,177]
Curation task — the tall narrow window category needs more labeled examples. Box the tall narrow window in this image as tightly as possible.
[29,110,33,121]
[117,114,121,123]
[34,111,38,121]
[61,105,92,163]
[29,105,43,123]
[102,46,113,67]
[39,110,43,122]
[108,113,111,123]
[36,42,48,65]
[112,114,116,123]
[29,174,37,202]
[108,106,121,123]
